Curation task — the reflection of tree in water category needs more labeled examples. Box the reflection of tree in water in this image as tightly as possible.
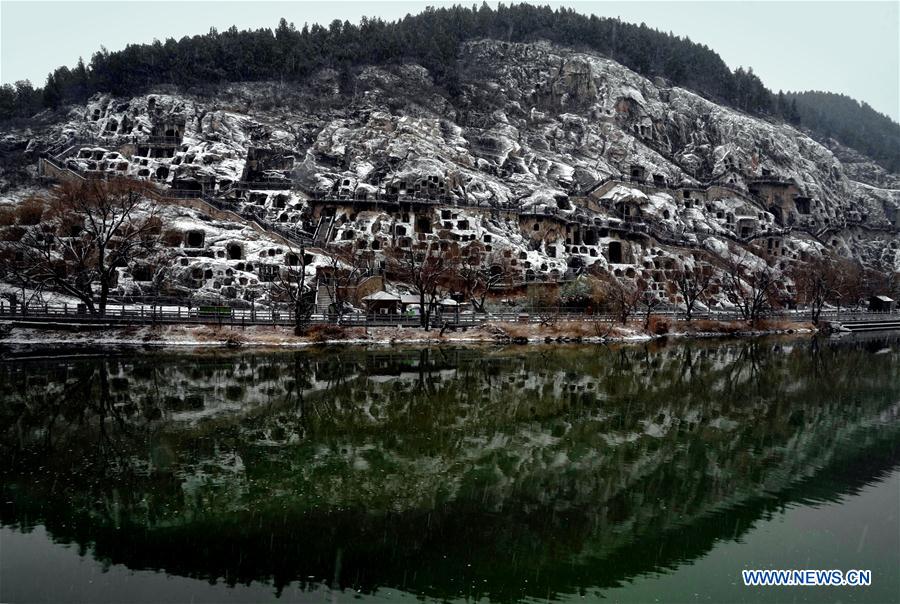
[1,336,899,602]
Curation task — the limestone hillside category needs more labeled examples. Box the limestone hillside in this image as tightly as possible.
[1,39,898,307]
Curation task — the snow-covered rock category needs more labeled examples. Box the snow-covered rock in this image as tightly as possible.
[0,38,897,306]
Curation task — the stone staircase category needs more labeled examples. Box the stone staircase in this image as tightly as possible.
[38,155,87,183]
[37,156,315,251]
[838,318,900,332]
[313,214,336,245]
[315,283,335,314]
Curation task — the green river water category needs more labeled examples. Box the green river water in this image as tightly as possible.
[0,335,898,603]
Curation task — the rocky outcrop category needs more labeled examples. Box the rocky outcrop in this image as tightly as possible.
[1,39,897,306]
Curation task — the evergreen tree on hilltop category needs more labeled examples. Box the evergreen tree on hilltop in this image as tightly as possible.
[785,91,900,171]
[0,3,895,171]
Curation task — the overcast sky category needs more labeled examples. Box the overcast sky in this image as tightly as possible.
[1,0,897,121]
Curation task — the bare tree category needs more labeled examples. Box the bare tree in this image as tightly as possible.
[822,260,863,311]
[534,290,562,326]
[0,179,160,315]
[320,243,371,319]
[522,282,562,325]
[589,313,618,338]
[790,254,851,324]
[828,262,854,314]
[719,252,781,325]
[0,276,47,312]
[386,241,457,330]
[861,259,900,304]
[640,287,663,331]
[673,263,713,321]
[457,243,513,312]
[456,242,485,307]
[269,243,313,334]
[607,277,646,325]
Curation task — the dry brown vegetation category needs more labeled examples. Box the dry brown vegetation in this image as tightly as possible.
[755,319,815,332]
[670,318,814,335]
[3,316,817,349]
[490,316,815,341]
[162,228,184,247]
[672,319,747,335]
[0,225,25,242]
[303,323,351,342]
[487,320,631,340]
[646,316,671,335]
[15,198,45,226]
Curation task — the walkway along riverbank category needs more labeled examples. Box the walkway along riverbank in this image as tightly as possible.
[0,312,828,351]
[0,302,892,328]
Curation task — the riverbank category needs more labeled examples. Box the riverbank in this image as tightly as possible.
[0,318,817,350]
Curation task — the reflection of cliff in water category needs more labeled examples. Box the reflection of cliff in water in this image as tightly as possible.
[1,336,899,602]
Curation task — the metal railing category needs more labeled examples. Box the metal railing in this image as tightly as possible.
[306,191,453,205]
[0,303,316,327]
[578,175,768,211]
[1,302,895,329]
[234,181,294,191]
[0,303,478,328]
[38,156,86,182]
[143,136,183,146]
[145,187,314,248]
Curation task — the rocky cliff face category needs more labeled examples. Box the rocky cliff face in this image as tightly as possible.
[1,39,898,307]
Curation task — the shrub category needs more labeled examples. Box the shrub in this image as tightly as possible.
[560,276,596,308]
[648,316,670,335]
[0,225,25,242]
[681,319,745,335]
[144,215,164,236]
[304,323,347,342]
[15,199,45,225]
[756,319,814,332]
[162,229,184,247]
[57,214,83,237]
[0,208,14,226]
